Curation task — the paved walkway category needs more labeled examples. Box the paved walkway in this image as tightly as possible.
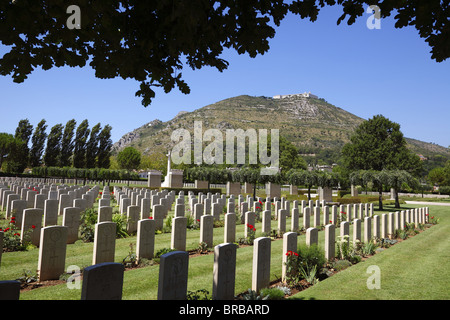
[405,201,450,206]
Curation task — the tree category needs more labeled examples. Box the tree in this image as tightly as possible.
[44,123,63,167]
[278,136,307,171]
[428,167,447,193]
[60,119,76,167]
[14,119,33,170]
[384,169,418,208]
[97,125,113,169]
[1,137,27,174]
[342,115,411,172]
[287,169,318,201]
[342,115,424,210]
[1,1,447,107]
[29,119,47,167]
[0,133,15,169]
[86,123,101,168]
[73,120,90,168]
[117,147,141,171]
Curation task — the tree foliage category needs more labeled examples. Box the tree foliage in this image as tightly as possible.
[117,146,141,170]
[73,119,90,168]
[1,1,447,106]
[29,119,47,168]
[60,119,76,167]
[44,123,63,167]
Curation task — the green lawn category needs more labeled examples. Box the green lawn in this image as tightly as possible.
[1,200,448,300]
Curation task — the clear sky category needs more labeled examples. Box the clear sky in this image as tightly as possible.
[1,5,449,149]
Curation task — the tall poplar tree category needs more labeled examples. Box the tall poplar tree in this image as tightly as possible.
[29,119,47,167]
[60,119,76,167]
[73,120,90,168]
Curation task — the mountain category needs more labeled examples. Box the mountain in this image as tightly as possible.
[112,94,450,165]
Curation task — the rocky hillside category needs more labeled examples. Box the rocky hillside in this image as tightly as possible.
[112,95,450,164]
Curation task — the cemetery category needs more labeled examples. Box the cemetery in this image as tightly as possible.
[0,175,444,301]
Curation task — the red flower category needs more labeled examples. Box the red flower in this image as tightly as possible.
[256,206,261,210]
[329,220,332,224]
[4,227,10,232]
[31,225,36,229]
[14,233,20,236]
[197,219,200,222]
[341,211,346,215]
[259,200,263,205]
[148,216,153,220]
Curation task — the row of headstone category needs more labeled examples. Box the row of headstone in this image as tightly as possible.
[0,205,430,300]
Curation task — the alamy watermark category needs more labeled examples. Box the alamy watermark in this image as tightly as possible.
[366,5,381,30]
[170,121,280,175]
[366,265,381,289]
[66,5,81,29]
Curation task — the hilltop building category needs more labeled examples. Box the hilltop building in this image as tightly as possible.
[273,92,318,100]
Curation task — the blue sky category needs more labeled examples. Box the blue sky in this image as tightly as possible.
[0,5,449,149]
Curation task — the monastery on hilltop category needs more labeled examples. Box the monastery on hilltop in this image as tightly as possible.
[273,92,318,99]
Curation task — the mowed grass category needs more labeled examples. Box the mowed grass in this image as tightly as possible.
[1,202,449,300]
[290,205,450,300]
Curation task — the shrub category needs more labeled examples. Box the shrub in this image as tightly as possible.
[260,287,287,300]
[284,244,326,287]
[333,259,352,271]
[1,216,31,252]
[112,213,129,238]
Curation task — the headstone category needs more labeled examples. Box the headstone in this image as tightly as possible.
[171,217,187,251]
[340,221,350,244]
[21,208,43,247]
[37,226,68,281]
[140,198,151,220]
[43,199,58,227]
[63,207,81,244]
[212,243,237,300]
[126,205,140,234]
[388,212,395,237]
[157,251,189,300]
[194,203,203,224]
[58,194,71,215]
[353,219,361,242]
[81,262,124,300]
[323,206,330,225]
[282,232,297,282]
[373,215,380,239]
[0,281,21,300]
[92,222,117,265]
[34,194,46,210]
[136,219,155,262]
[245,211,256,238]
[200,215,214,248]
[252,237,271,293]
[325,224,335,261]
[152,204,165,230]
[10,199,27,227]
[306,227,318,247]
[224,213,236,243]
[98,206,113,223]
[303,207,310,229]
[381,214,388,238]
[364,217,372,243]
[5,194,19,219]
[212,202,221,221]
[262,210,271,234]
[277,209,287,234]
[291,208,299,232]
